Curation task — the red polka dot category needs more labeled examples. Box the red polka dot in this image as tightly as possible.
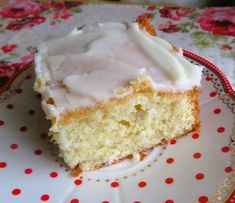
[111,181,119,188]
[10,144,18,149]
[165,200,174,203]
[225,166,232,173]
[217,127,225,133]
[193,152,201,159]
[198,195,208,203]
[12,188,21,196]
[20,126,27,132]
[101,201,109,203]
[37,93,42,99]
[74,179,82,185]
[24,168,33,174]
[0,120,5,126]
[205,76,211,81]
[138,181,147,188]
[40,133,48,139]
[15,88,23,94]
[28,109,35,115]
[165,177,174,184]
[147,5,155,10]
[6,104,14,109]
[192,133,199,139]
[221,146,230,153]
[41,194,50,201]
[214,108,221,114]
[195,173,205,180]
[70,199,79,203]
[0,162,7,168]
[166,157,174,164]
[210,91,216,97]
[34,149,42,155]
[50,172,58,178]
[26,75,31,79]
[170,139,176,145]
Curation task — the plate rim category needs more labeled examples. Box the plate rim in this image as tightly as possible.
[0,50,234,100]
[183,50,235,100]
[0,50,234,202]
[183,50,235,203]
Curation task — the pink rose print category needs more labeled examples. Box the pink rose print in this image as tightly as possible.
[220,45,233,51]
[147,6,156,11]
[52,10,73,20]
[0,63,19,78]
[0,0,44,19]
[20,51,35,64]
[0,51,35,87]
[46,1,81,26]
[0,0,82,30]
[137,13,155,20]
[1,44,17,53]
[5,16,46,30]
[0,0,46,31]
[158,21,180,33]
[159,7,196,21]
[0,62,24,87]
[195,7,235,37]
[48,1,82,9]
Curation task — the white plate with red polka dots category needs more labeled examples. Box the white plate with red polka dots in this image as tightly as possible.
[0,50,234,203]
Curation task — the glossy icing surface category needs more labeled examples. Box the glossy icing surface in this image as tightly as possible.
[34,23,202,121]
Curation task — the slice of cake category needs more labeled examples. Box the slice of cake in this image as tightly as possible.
[34,19,202,176]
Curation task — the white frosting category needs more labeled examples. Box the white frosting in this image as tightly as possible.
[34,23,202,123]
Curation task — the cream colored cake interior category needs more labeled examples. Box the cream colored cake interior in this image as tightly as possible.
[34,22,202,173]
[52,80,200,171]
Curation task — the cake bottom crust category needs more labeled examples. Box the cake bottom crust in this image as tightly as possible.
[71,121,200,177]
[50,79,201,176]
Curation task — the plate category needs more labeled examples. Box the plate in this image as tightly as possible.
[0,51,234,203]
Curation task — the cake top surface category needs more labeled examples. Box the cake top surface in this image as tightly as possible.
[34,22,202,122]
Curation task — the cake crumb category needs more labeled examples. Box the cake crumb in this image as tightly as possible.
[139,151,148,161]
[71,165,83,177]
[171,44,180,52]
[136,16,157,36]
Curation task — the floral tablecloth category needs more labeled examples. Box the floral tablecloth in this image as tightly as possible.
[0,1,235,203]
[0,1,234,93]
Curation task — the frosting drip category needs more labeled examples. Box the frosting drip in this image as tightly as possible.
[34,23,202,122]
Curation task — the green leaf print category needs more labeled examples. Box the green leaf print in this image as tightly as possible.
[40,10,49,17]
[39,0,48,5]
[179,22,199,33]
[192,31,215,47]
[26,46,37,52]
[1,53,20,62]
[69,7,81,13]
[0,60,10,64]
[77,24,85,30]
[0,28,5,34]
[187,12,200,20]
[210,34,226,41]
[222,51,235,59]
[8,53,19,57]
[192,31,229,48]
[231,39,235,44]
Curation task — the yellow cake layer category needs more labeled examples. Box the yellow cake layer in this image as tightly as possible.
[50,80,200,171]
